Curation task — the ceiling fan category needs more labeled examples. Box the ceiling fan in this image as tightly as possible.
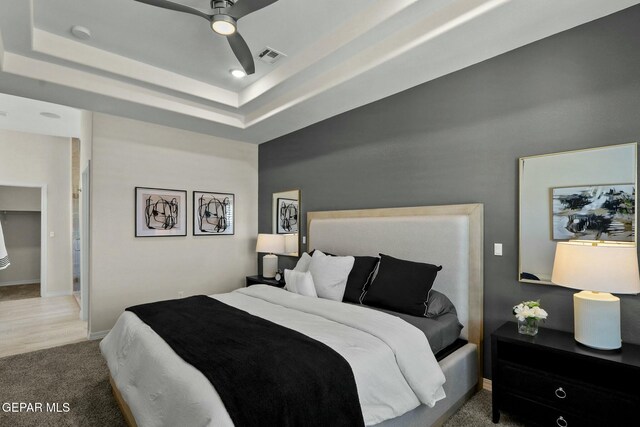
[134,0,279,75]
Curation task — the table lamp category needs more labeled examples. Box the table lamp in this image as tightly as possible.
[551,241,640,350]
[256,234,285,278]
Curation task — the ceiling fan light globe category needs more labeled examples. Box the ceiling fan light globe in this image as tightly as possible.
[211,15,237,35]
[230,69,247,78]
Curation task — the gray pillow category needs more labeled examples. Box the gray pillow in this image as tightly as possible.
[426,290,457,318]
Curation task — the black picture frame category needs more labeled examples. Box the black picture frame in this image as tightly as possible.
[193,191,235,236]
[276,197,298,234]
[135,187,187,237]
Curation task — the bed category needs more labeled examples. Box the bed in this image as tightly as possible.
[102,203,484,427]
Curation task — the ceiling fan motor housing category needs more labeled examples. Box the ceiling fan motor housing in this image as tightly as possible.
[212,0,234,9]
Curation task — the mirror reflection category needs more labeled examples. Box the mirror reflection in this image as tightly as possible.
[519,143,637,284]
[272,189,300,256]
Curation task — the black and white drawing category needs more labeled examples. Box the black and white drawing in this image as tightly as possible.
[135,187,187,237]
[194,191,235,236]
[277,198,298,234]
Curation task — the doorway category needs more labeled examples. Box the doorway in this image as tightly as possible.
[0,185,44,301]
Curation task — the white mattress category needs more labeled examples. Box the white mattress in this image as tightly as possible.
[101,285,447,426]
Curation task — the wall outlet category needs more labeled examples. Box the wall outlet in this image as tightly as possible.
[178,291,184,298]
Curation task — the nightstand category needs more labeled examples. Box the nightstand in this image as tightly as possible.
[245,275,285,288]
[491,321,640,426]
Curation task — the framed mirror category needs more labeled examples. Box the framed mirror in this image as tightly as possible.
[272,189,300,257]
[519,143,637,284]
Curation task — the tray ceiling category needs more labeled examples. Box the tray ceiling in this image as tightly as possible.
[0,0,638,143]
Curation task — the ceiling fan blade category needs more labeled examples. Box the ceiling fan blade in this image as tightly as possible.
[227,32,255,75]
[227,0,279,20]
[134,0,212,21]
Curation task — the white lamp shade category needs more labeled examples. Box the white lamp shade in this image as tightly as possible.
[256,233,285,254]
[551,241,640,294]
[284,234,298,254]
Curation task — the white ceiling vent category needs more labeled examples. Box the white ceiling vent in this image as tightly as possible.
[258,47,287,65]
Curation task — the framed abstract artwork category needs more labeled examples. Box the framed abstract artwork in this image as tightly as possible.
[552,184,635,241]
[193,191,235,236]
[276,197,298,234]
[135,187,187,237]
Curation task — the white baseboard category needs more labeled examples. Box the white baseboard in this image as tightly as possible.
[43,290,72,298]
[0,279,40,287]
[483,378,492,391]
[89,330,110,340]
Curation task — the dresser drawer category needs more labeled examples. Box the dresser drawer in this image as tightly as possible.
[500,393,596,427]
[497,361,634,421]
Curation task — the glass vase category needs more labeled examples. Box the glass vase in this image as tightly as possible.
[517,318,539,336]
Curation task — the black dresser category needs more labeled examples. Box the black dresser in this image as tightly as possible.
[492,322,640,426]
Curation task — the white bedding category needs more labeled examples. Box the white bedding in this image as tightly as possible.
[100,285,446,427]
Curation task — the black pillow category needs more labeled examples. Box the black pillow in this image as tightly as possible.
[363,254,442,317]
[342,256,380,304]
[309,249,335,257]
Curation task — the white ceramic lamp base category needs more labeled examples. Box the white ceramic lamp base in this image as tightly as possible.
[262,254,278,279]
[573,290,621,350]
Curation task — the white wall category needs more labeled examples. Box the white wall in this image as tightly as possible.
[79,110,93,321]
[0,186,41,211]
[90,114,258,334]
[0,212,40,286]
[0,129,72,296]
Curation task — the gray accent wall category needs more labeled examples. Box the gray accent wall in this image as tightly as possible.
[259,5,640,377]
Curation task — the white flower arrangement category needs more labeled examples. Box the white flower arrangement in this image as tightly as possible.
[513,300,548,322]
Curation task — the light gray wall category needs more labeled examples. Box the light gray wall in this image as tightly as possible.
[259,5,640,378]
[0,212,41,286]
[0,186,41,286]
[0,186,41,211]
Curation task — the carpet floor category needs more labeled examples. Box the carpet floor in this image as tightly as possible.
[0,340,126,427]
[0,283,40,302]
[0,340,528,427]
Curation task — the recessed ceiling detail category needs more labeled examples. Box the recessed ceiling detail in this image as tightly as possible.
[133,0,282,75]
[0,0,638,143]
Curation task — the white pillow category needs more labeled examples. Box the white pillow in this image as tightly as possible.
[293,252,312,272]
[284,269,317,298]
[308,250,354,301]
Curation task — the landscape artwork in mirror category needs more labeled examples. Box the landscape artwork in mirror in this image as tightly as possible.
[552,184,635,241]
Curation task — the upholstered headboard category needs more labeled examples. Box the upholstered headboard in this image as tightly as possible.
[307,204,483,358]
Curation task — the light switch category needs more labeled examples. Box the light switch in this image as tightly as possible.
[49,231,55,238]
[302,236,306,244]
[494,243,503,256]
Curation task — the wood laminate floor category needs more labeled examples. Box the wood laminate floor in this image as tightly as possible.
[0,296,87,358]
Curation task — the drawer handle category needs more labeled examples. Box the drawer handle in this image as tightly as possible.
[555,387,567,399]
[556,416,568,427]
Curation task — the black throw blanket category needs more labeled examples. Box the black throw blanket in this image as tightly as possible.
[126,295,364,427]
